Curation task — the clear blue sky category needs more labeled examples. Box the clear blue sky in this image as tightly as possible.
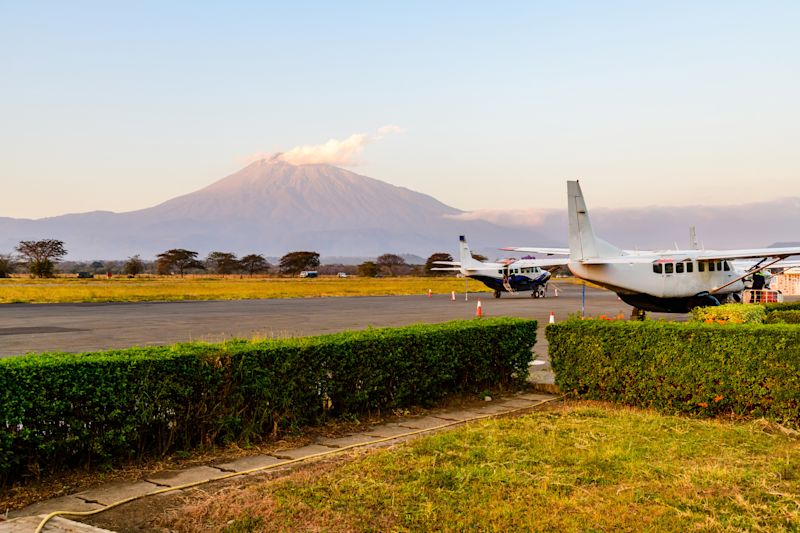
[2,1,799,218]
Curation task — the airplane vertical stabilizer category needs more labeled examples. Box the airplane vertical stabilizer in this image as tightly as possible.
[567,181,623,260]
[458,235,483,268]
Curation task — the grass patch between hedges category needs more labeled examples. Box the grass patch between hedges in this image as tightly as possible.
[158,402,800,532]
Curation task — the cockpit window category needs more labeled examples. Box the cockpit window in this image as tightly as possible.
[723,261,730,271]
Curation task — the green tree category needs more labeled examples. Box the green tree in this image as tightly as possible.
[424,252,454,276]
[0,254,16,278]
[123,255,145,277]
[206,251,239,275]
[15,239,67,278]
[156,249,205,277]
[376,253,406,276]
[239,254,271,276]
[279,251,320,275]
[357,261,380,277]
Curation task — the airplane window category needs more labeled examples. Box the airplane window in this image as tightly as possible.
[676,263,684,273]
[686,262,694,273]
[723,261,730,271]
[709,262,715,271]
[653,264,662,274]
[716,261,722,271]
[498,270,503,274]
[665,263,674,274]
[699,262,705,272]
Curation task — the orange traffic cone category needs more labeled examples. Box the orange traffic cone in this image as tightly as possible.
[427,288,432,298]
[476,299,483,317]
[549,311,555,324]
[451,291,456,301]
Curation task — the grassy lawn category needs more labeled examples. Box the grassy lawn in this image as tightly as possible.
[162,402,800,532]
[0,276,476,304]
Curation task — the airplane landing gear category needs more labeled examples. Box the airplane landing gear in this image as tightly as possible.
[531,287,546,298]
[494,290,502,299]
[630,307,646,321]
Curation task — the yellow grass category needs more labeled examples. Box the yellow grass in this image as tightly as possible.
[0,275,480,304]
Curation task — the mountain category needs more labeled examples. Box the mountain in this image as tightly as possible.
[0,160,547,259]
[3,159,798,260]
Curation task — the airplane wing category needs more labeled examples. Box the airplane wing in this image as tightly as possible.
[694,247,800,261]
[499,247,570,255]
[579,255,677,265]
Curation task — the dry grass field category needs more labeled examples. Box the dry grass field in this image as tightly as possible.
[0,275,478,304]
[158,402,800,532]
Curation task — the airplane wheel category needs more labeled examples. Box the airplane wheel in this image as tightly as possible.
[531,289,538,299]
[630,308,646,321]
[538,287,546,298]
[494,290,501,299]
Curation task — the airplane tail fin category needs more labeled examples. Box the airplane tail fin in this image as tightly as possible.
[458,235,483,268]
[567,181,622,260]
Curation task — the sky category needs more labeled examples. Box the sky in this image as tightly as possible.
[2,1,799,219]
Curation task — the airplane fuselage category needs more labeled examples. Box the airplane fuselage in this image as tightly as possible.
[467,262,551,295]
[569,257,745,312]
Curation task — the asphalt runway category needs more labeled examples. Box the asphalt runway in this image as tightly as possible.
[0,282,684,358]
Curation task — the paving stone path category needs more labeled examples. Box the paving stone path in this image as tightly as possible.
[1,392,558,533]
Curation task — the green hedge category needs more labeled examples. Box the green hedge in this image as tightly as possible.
[0,318,536,484]
[765,301,800,313]
[547,320,800,425]
[691,303,766,324]
[766,310,800,324]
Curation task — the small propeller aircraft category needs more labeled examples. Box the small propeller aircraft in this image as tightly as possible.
[432,236,567,298]
[502,181,800,315]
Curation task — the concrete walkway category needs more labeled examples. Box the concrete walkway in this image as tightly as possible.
[1,391,558,533]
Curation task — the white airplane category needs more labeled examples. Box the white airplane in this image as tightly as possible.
[502,181,800,314]
[433,236,567,298]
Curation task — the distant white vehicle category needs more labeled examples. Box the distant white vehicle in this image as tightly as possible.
[299,270,318,278]
[337,272,348,278]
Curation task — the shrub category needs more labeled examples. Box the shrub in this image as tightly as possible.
[691,303,766,324]
[547,319,800,426]
[765,310,800,324]
[764,301,800,313]
[0,318,536,484]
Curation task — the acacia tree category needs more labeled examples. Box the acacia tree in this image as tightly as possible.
[0,254,16,278]
[206,252,239,275]
[155,249,205,277]
[123,255,145,277]
[16,239,67,278]
[279,251,320,275]
[239,254,270,276]
[376,253,406,276]
[357,261,379,277]
[424,252,454,276]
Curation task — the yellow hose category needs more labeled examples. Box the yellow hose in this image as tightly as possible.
[34,395,562,533]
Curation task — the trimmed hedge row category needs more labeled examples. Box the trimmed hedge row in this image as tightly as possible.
[547,320,800,425]
[766,310,800,324]
[0,318,536,484]
[691,303,766,324]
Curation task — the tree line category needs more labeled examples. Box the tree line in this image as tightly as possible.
[0,239,468,278]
